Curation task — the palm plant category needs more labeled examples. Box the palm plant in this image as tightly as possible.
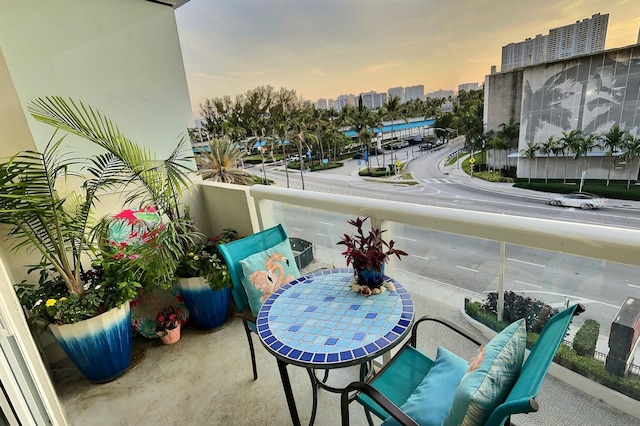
[579,133,601,178]
[196,136,254,184]
[538,136,557,183]
[286,111,318,190]
[621,134,640,189]
[1,138,108,297]
[599,124,626,186]
[558,130,583,184]
[26,96,200,284]
[520,141,538,184]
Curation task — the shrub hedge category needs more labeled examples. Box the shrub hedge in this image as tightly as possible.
[468,301,640,401]
[573,319,600,357]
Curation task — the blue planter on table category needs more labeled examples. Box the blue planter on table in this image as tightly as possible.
[355,263,386,289]
[177,277,230,330]
[49,302,132,384]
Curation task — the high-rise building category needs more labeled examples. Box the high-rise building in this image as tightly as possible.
[458,82,480,93]
[501,13,608,72]
[335,94,356,110]
[388,86,404,102]
[315,98,328,110]
[426,89,453,99]
[404,85,424,101]
[360,91,387,109]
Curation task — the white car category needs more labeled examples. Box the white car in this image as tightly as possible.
[549,192,606,210]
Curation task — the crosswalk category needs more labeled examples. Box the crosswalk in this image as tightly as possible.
[421,178,457,184]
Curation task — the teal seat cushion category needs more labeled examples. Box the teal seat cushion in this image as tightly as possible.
[443,319,526,426]
[382,347,469,426]
[239,239,300,316]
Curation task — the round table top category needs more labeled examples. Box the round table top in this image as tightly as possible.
[257,268,414,368]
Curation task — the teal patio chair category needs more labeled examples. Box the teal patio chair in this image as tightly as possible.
[340,304,584,426]
[218,224,293,380]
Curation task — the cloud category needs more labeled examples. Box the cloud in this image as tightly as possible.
[364,62,405,73]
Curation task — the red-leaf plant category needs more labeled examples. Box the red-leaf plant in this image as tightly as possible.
[337,217,408,273]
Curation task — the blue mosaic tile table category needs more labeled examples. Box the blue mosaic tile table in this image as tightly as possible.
[257,268,414,368]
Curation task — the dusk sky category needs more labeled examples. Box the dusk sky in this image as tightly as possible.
[175,0,640,117]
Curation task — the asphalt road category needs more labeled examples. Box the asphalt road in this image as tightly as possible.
[255,146,640,337]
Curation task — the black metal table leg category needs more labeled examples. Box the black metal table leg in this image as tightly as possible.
[277,359,301,426]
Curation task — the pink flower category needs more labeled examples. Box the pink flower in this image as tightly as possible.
[128,254,139,260]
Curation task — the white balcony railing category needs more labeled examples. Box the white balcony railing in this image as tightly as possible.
[198,181,640,416]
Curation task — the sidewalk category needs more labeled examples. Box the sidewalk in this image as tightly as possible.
[439,159,640,210]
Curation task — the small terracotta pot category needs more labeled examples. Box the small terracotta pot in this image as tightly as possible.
[159,324,181,345]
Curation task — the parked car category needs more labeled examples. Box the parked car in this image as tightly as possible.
[549,192,606,210]
[419,143,433,151]
[352,152,363,159]
[287,154,300,162]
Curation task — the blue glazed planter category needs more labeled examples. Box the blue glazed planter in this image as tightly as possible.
[177,277,230,330]
[49,302,132,384]
[355,263,386,289]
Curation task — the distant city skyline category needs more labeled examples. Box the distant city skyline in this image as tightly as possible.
[175,1,640,119]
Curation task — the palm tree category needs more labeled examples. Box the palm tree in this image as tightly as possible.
[558,130,583,184]
[196,137,254,184]
[498,117,520,151]
[287,112,318,190]
[599,124,626,186]
[538,136,557,183]
[620,134,640,189]
[382,96,408,146]
[520,141,538,184]
[579,133,601,178]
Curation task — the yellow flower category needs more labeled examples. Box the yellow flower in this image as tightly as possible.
[59,297,67,302]
[188,252,194,257]
[193,255,199,261]
[45,299,57,307]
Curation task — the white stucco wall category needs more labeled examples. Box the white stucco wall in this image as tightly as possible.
[0,0,193,160]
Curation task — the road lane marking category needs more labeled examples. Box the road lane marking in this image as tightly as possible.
[293,228,304,232]
[507,258,546,268]
[515,280,542,288]
[628,284,640,289]
[456,265,479,273]
[395,236,417,241]
[315,233,327,237]
[318,221,334,226]
[411,255,430,260]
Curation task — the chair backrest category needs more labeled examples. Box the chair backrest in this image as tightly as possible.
[485,304,583,426]
[218,224,289,314]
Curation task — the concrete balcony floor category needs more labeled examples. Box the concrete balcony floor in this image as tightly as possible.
[54,272,639,425]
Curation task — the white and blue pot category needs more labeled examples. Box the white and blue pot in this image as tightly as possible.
[49,302,132,384]
[177,277,230,330]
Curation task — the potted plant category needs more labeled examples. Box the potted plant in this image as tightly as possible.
[175,229,238,329]
[155,305,186,345]
[1,140,142,383]
[337,217,408,295]
[2,96,198,383]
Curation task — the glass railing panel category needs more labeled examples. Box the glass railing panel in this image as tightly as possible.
[271,202,356,270]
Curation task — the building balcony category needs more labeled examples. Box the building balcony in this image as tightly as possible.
[51,181,640,424]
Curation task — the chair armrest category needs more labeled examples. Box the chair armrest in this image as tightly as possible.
[410,316,484,347]
[341,381,419,426]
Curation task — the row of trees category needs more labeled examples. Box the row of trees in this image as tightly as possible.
[193,86,486,187]
[519,125,640,188]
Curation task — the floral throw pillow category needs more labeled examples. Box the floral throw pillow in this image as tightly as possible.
[239,239,300,316]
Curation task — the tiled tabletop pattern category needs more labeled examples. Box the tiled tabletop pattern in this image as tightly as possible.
[257,268,414,367]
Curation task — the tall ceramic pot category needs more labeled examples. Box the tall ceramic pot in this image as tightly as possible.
[177,277,230,330]
[354,262,386,289]
[49,302,132,384]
